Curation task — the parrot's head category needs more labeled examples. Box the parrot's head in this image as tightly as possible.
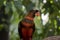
[26,9,40,20]
[27,9,40,18]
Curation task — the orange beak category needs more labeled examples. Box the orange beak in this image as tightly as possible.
[35,12,40,16]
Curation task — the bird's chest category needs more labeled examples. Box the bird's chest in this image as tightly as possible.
[22,19,34,28]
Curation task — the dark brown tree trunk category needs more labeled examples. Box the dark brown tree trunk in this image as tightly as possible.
[0,28,9,40]
[0,4,10,40]
[0,5,9,40]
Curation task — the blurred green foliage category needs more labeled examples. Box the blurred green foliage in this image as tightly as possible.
[0,0,60,40]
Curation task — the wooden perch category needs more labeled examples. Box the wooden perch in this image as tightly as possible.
[43,36,60,40]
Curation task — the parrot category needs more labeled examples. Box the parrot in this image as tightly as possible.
[18,9,40,40]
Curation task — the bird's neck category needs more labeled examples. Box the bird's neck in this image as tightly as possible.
[25,16,34,21]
